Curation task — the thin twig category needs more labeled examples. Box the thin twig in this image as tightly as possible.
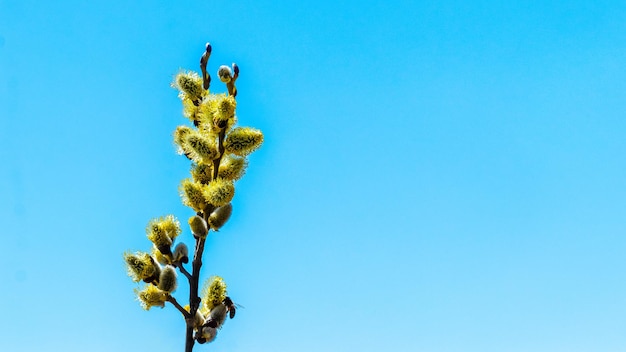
[175,263,193,281]
[186,213,212,352]
[212,130,226,180]
[167,295,191,319]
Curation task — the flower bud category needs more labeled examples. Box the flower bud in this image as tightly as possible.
[173,242,189,264]
[224,127,264,156]
[194,309,205,329]
[203,178,235,207]
[198,326,217,343]
[208,203,233,231]
[218,65,232,83]
[188,215,209,238]
[200,43,212,90]
[158,265,178,293]
[205,303,227,328]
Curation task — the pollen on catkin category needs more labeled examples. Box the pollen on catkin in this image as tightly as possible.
[146,218,173,254]
[180,179,208,212]
[208,203,233,231]
[223,127,264,156]
[185,130,219,164]
[174,125,193,156]
[203,178,235,207]
[173,71,204,103]
[158,265,178,293]
[159,215,182,241]
[188,215,209,238]
[197,95,219,130]
[136,285,167,310]
[214,95,236,130]
[203,276,227,311]
[124,251,158,282]
[191,163,213,184]
[218,155,247,181]
[182,98,199,123]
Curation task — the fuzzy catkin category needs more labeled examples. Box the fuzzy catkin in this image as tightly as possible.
[158,265,178,293]
[209,203,233,230]
[180,179,208,212]
[189,215,209,238]
[204,178,235,207]
[223,127,264,156]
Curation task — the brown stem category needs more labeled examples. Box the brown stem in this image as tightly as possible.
[184,111,227,352]
[212,130,226,180]
[175,262,192,282]
[185,322,194,352]
[167,295,191,319]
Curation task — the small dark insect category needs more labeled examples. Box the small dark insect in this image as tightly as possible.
[223,296,243,319]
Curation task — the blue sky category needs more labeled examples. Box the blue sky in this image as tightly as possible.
[1,1,626,351]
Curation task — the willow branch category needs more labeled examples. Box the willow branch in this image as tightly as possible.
[184,74,227,351]
[175,262,193,282]
[212,130,226,180]
[167,295,191,319]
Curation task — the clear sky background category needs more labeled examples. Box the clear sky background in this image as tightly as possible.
[1,1,626,351]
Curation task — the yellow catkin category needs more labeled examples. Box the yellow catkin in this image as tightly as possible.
[191,163,213,184]
[160,215,181,241]
[218,155,247,181]
[213,95,236,130]
[146,219,173,252]
[223,127,264,156]
[174,125,193,156]
[202,276,227,311]
[174,71,204,102]
[204,178,235,207]
[152,246,171,265]
[185,131,218,164]
[180,179,208,212]
[135,285,167,310]
[124,251,159,282]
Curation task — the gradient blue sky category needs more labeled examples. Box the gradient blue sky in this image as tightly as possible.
[1,1,626,351]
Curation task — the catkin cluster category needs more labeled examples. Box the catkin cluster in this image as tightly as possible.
[123,42,263,349]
